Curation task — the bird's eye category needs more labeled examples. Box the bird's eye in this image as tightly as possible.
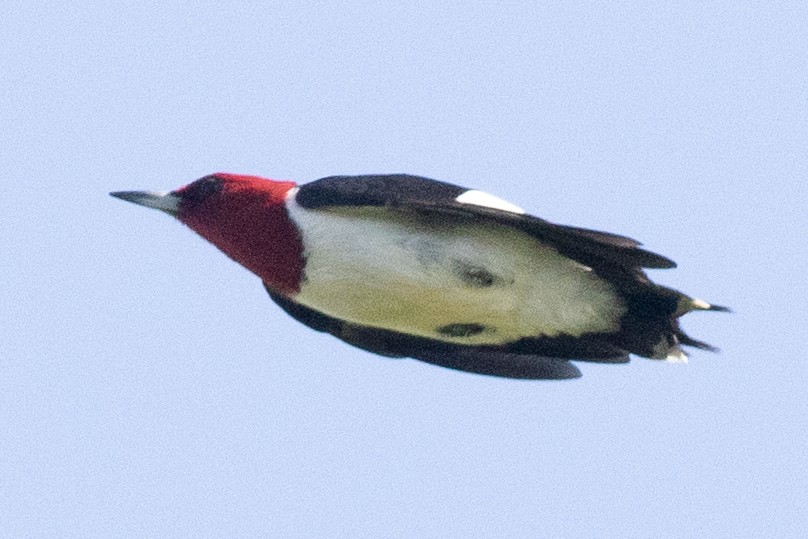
[178,175,223,203]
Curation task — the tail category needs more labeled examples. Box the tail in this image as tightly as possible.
[614,288,730,363]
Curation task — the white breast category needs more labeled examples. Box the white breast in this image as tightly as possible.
[285,194,625,345]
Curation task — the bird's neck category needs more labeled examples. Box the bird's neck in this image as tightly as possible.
[180,184,304,294]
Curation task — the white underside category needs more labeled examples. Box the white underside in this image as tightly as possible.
[285,193,626,345]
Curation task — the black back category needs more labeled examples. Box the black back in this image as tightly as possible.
[297,174,676,272]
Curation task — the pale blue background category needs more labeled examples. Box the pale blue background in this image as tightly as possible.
[3,2,806,537]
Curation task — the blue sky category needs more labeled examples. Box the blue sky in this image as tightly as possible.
[3,2,806,537]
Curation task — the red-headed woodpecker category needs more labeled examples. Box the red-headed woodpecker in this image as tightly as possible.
[111,173,728,380]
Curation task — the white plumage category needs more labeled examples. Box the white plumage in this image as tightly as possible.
[286,192,626,345]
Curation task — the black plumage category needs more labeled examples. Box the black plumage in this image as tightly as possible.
[269,174,727,379]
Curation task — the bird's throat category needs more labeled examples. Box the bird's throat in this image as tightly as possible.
[180,199,305,295]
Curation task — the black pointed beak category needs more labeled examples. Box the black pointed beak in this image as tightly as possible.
[110,190,181,215]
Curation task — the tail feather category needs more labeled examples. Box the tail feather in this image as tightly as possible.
[682,297,732,314]
[614,287,728,360]
[677,331,720,353]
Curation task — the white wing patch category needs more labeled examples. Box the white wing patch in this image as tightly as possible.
[455,190,525,214]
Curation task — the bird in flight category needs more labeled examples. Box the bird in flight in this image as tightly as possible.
[111,173,727,380]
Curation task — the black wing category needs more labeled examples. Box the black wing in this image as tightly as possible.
[295,174,675,270]
[265,285,582,380]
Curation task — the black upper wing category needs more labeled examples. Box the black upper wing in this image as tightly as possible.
[295,174,676,270]
[265,285,582,380]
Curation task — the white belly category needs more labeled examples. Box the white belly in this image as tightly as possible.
[286,201,626,345]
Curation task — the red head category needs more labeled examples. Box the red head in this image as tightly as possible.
[112,173,304,294]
